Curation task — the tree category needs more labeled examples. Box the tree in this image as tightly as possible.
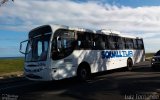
[0,0,14,7]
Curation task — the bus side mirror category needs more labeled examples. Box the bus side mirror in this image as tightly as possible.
[19,40,28,54]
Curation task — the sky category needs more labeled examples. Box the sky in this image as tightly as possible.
[0,0,160,57]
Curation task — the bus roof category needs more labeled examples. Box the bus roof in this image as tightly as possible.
[29,24,143,39]
[50,24,97,33]
[96,29,142,39]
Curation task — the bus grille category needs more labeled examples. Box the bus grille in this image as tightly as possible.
[26,74,42,79]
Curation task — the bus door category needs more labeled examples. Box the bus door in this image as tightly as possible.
[51,29,76,79]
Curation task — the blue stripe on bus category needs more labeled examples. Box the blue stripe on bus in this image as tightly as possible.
[101,51,133,59]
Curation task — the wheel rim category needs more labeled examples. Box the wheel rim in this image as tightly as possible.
[80,68,87,79]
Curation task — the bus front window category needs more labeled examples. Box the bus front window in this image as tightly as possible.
[51,29,76,60]
[25,34,51,62]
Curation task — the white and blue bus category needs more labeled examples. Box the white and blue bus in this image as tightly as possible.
[20,24,145,81]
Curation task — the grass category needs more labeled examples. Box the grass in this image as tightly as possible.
[0,58,24,76]
[145,53,154,58]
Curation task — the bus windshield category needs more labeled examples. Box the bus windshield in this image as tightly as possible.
[51,29,76,60]
[25,34,51,62]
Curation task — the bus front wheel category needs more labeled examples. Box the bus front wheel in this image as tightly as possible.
[77,66,90,81]
[127,58,133,71]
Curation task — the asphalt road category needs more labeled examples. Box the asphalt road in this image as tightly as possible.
[0,61,160,100]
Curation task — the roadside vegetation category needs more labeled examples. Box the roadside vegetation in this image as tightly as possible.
[0,58,24,77]
[145,53,154,61]
[145,53,154,58]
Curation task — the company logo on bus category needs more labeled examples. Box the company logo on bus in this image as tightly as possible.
[101,51,133,59]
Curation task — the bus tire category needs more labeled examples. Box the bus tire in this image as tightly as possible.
[127,58,133,71]
[77,63,90,81]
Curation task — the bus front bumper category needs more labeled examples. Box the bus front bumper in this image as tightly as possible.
[24,67,53,81]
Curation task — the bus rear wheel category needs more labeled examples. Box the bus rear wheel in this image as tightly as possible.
[127,59,133,71]
[77,67,90,81]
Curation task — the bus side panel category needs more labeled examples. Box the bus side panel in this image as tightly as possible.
[100,50,133,70]
[89,50,109,73]
[107,57,127,70]
[50,49,145,80]
[133,50,145,64]
[50,50,93,80]
[50,57,77,80]
[107,50,145,70]
[73,50,108,74]
[76,50,117,73]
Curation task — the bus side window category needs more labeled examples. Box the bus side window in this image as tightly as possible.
[137,39,144,49]
[93,34,105,50]
[92,35,96,50]
[98,35,105,50]
[77,32,82,49]
[117,37,124,50]
[109,36,117,50]
[133,39,138,49]
[78,40,81,49]
[77,32,93,50]
[129,39,134,49]
[122,37,125,49]
[105,35,109,49]
[125,38,134,49]
[124,38,129,49]
[121,38,126,49]
[85,33,93,49]
[141,39,144,49]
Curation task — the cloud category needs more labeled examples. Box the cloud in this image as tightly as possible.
[0,0,160,52]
